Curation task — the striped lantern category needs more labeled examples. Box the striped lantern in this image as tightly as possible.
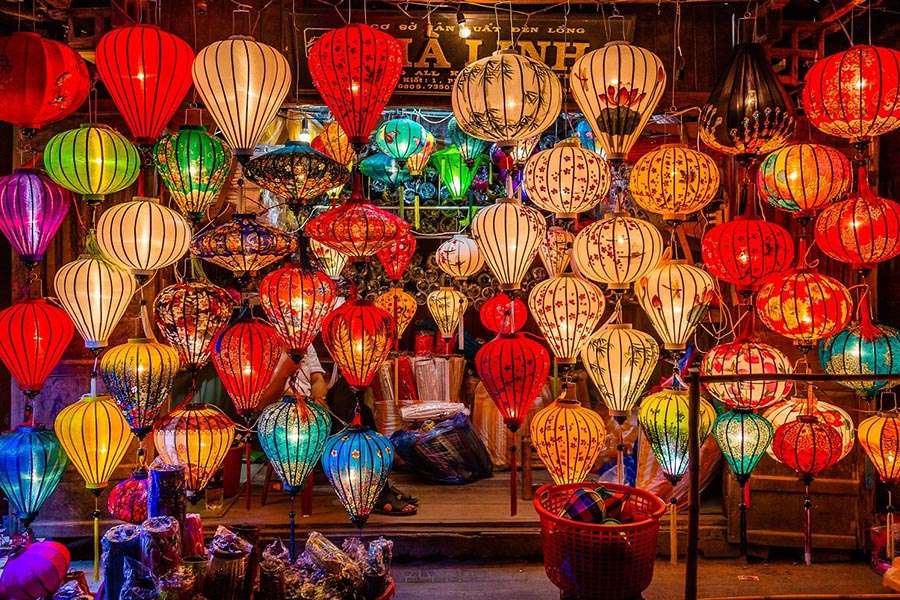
[321,299,393,389]
[447,116,488,165]
[538,225,574,278]
[523,139,611,218]
[431,145,484,200]
[471,198,546,291]
[757,143,851,215]
[426,287,467,341]
[212,317,284,415]
[0,169,71,268]
[374,287,417,342]
[405,132,435,177]
[258,397,331,494]
[154,281,234,371]
[476,332,550,432]
[528,274,605,364]
[638,388,715,484]
[571,213,663,290]
[712,410,774,485]
[701,215,794,294]
[701,340,794,411]
[0,425,67,527]
[634,261,716,351]
[312,122,355,168]
[764,396,856,462]
[310,239,348,279]
[436,234,484,281]
[629,144,720,221]
[772,416,843,483]
[859,412,900,484]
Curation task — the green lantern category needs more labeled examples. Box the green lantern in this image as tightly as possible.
[374,118,428,166]
[447,117,488,166]
[153,125,233,223]
[431,145,484,200]
[359,153,410,188]
[44,124,140,203]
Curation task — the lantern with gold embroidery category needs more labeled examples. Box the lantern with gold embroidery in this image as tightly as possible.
[638,388,715,484]
[321,298,393,390]
[629,144,720,221]
[192,213,297,279]
[538,225,574,277]
[374,287,417,342]
[245,142,350,212]
[405,132,435,177]
[471,197,546,291]
[427,287,467,341]
[528,274,605,364]
[310,239,348,279]
[436,234,483,281]
[571,213,664,291]
[634,261,716,352]
[757,143,851,215]
[524,140,611,218]
[154,280,234,372]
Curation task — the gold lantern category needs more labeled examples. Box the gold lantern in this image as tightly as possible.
[634,260,716,351]
[629,144,721,221]
[571,213,663,290]
[310,238,349,279]
[374,287,417,341]
[427,287,468,340]
[538,225,574,278]
[523,139,612,217]
[638,388,715,484]
[528,273,605,364]
[859,412,900,485]
[436,234,484,281]
[471,197,546,291]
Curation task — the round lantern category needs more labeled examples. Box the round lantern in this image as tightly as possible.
[0,298,74,400]
[528,274,605,364]
[571,213,664,290]
[359,153,410,188]
[772,416,843,482]
[764,396,856,461]
[245,142,350,210]
[310,238,348,279]
[634,260,716,351]
[538,225,574,278]
[54,243,138,350]
[452,50,562,145]
[99,338,181,439]
[154,281,234,371]
[312,122,355,168]
[700,43,795,159]
[0,32,89,129]
[153,403,236,497]
[258,263,337,359]
[0,426,67,526]
[436,234,484,281]
[374,287,417,341]
[569,41,666,161]
[376,231,416,282]
[530,384,606,485]
[701,215,794,294]
[212,317,284,416]
[471,197,546,291]
[802,45,900,141]
[503,136,540,167]
[308,24,404,147]
[581,323,660,419]
[0,540,70,600]
[0,169,71,268]
[96,25,194,144]
[427,287,467,340]
[107,470,149,524]
[858,412,900,484]
[374,119,428,166]
[406,132,436,177]
[44,124,140,203]
[629,144,720,221]
[431,146,483,200]
[192,36,291,159]
[701,339,793,410]
[154,125,234,223]
[757,144,852,215]
[814,167,900,270]
[523,140,611,218]
[712,410,774,485]
[638,388,715,484]
[192,213,297,277]
[96,197,192,279]
[258,397,331,494]
[321,298,393,389]
[480,293,528,334]
[475,332,550,431]
[447,117,488,165]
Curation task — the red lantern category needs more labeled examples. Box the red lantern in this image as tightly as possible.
[480,293,528,334]
[0,32,90,130]
[475,333,550,432]
[701,214,794,294]
[212,317,284,415]
[307,24,404,147]
[321,298,394,389]
[814,167,900,270]
[773,416,843,482]
[258,263,336,360]
[376,230,416,281]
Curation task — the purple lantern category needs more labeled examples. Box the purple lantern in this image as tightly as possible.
[0,169,71,269]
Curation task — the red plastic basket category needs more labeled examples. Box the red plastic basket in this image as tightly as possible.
[534,482,666,600]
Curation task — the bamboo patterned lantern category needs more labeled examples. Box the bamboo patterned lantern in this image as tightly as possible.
[321,298,393,390]
[0,170,71,269]
[523,139,611,217]
[447,117,488,165]
[374,118,428,166]
[212,317,284,416]
[376,231,416,282]
[374,287,417,342]
[427,287,467,341]
[244,142,349,211]
[757,144,852,216]
[0,425,67,528]
[310,239,348,279]
[479,293,528,334]
[701,215,794,294]
[436,234,484,281]
[154,280,234,372]
[629,144,720,221]
[471,197,546,291]
[571,213,664,291]
[538,225,574,278]
[701,339,793,410]
[528,274,605,364]
[312,122,355,168]
[192,213,297,279]
[634,261,716,351]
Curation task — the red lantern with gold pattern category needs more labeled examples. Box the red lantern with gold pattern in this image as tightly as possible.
[212,317,284,415]
[321,298,393,389]
[701,214,794,294]
[475,333,550,432]
[376,231,416,282]
[773,415,843,482]
[480,293,528,334]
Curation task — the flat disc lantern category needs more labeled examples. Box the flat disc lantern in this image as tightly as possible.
[528,274,605,365]
[192,213,297,280]
[471,197,546,291]
[244,142,350,212]
[154,280,234,372]
[757,144,851,216]
[436,234,483,281]
[312,122,355,169]
[447,117,488,165]
[321,298,394,390]
[479,293,528,334]
[538,226,574,278]
[0,170,71,270]
[374,119,428,167]
[376,231,416,282]
[0,425,67,529]
[523,139,611,218]
[571,213,664,291]
[629,144,720,222]
[212,317,284,417]
[702,339,793,411]
[427,287,468,342]
[431,146,483,200]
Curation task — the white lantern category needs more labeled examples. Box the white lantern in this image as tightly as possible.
[570,41,666,161]
[192,36,291,159]
[310,238,348,280]
[523,139,612,217]
[436,234,483,281]
[702,340,794,411]
[571,213,663,290]
[452,50,562,145]
[634,260,716,351]
[508,136,540,166]
[95,197,192,279]
[471,198,546,291]
[528,273,605,364]
[538,225,574,277]
[426,287,468,340]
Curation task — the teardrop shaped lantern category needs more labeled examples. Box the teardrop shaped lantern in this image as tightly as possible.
[374,119,428,166]
[310,239,348,279]
[258,263,337,359]
[701,340,793,411]
[530,383,606,485]
[764,395,856,462]
[629,144,721,221]
[95,25,194,144]
[154,281,234,371]
[212,317,284,416]
[757,144,852,215]
[436,234,484,281]
[431,146,483,200]
[471,197,546,291]
[634,261,716,351]
[258,397,331,494]
[405,132,435,177]
[581,323,660,419]
[699,43,795,160]
[638,388,715,484]
[523,140,611,218]
[712,410,773,485]
[96,197,192,279]
[571,213,664,291]
[0,32,90,129]
[376,231,416,282]
[153,125,234,223]
[480,293,528,334]
[447,117,488,165]
[453,50,562,145]
[0,425,67,527]
[538,225,574,278]
[374,287,417,341]
[312,122,355,169]
[192,213,297,277]
[44,124,141,203]
[701,215,794,294]
[569,41,666,161]
[427,287,468,340]
[0,170,71,268]
[99,338,181,439]
[245,142,350,211]
[359,153,411,188]
[192,36,291,159]
[321,298,394,390]
[859,412,900,484]
[528,274,605,364]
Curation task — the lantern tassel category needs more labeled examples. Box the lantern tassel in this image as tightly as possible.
[458,313,464,351]
[509,438,518,517]
[888,491,895,561]
[616,425,625,486]
[245,436,253,510]
[739,480,748,557]
[289,493,297,561]
[670,498,678,565]
[803,483,813,565]
[91,492,101,581]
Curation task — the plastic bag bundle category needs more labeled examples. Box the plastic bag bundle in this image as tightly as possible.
[391,412,493,484]
[102,523,142,600]
[203,526,252,600]
[140,516,182,576]
[120,557,160,600]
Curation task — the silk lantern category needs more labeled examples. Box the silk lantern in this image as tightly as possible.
[375,119,428,166]
[321,298,393,390]
[427,287,467,341]
[447,116,488,165]
[154,281,234,371]
[523,139,611,217]
[538,226,574,278]
[192,36,291,159]
[374,287,418,342]
[376,231,416,282]
[431,146,483,200]
[107,470,149,525]
[312,122,355,168]
[634,261,716,351]
[471,197,546,291]
[245,141,350,211]
[702,339,793,411]
[480,293,528,334]
[310,238,348,279]
[629,144,720,221]
[192,213,297,277]
[569,41,666,161]
[476,333,550,432]
[859,412,900,485]
[0,541,70,600]
[359,153,410,188]
[637,388,714,484]
[405,131,435,177]
[764,395,856,462]
[0,170,71,268]
[757,143,852,215]
[44,124,140,203]
[528,274,605,364]
[0,425,67,527]
[571,213,664,291]
[436,234,483,280]
[212,317,284,416]
[96,25,194,144]
[701,215,794,294]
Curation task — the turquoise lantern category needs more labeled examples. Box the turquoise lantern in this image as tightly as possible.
[431,145,484,200]
[575,119,598,153]
[359,153,410,188]
[374,118,428,166]
[0,425,68,528]
[447,117,488,166]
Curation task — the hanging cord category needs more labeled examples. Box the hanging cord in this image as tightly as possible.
[669,0,683,113]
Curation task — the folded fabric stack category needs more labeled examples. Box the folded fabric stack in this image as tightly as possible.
[559,486,634,525]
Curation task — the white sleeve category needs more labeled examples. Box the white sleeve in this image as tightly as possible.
[303,345,325,376]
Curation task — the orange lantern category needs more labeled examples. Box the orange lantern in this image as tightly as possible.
[757,144,852,216]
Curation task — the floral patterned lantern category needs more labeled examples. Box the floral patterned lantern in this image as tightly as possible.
[757,143,852,215]
[629,144,720,221]
[0,170,71,269]
[479,293,528,334]
[701,215,794,295]
[713,410,773,486]
[192,213,297,278]
[431,146,483,200]
[374,119,428,166]
[571,213,663,291]
[634,260,716,351]
[359,153,410,188]
[312,122,355,168]
[701,339,793,411]
[427,287,467,341]
[528,274,605,364]
[376,231,416,282]
[859,412,900,485]
[638,388,715,484]
[406,132,435,177]
[538,226,574,278]
[107,470,148,525]
[321,298,393,389]
[523,139,611,217]
[245,142,350,211]
[471,197,546,291]
[310,239,348,279]
[374,287,417,342]
[154,280,234,371]
[447,117,487,165]
[436,234,483,281]
[212,317,284,416]
[0,425,67,528]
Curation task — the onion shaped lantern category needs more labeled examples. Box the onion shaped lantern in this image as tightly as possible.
[99,338,181,439]
[376,231,416,282]
[245,142,349,211]
[629,144,720,221]
[431,146,483,200]
[426,287,467,341]
[154,281,234,371]
[447,117,488,165]
[858,413,900,484]
[638,388,714,484]
[310,239,348,279]
[538,225,574,278]
[374,119,428,166]
[764,396,856,461]
[0,170,71,268]
[581,324,660,420]
[321,298,393,389]
[701,215,794,294]
[571,213,663,291]
[772,416,843,482]
[523,140,611,218]
[528,274,605,364]
[471,197,546,291]
[374,287,417,341]
[359,154,410,188]
[712,410,773,485]
[107,471,148,525]
[212,317,284,416]
[192,36,291,159]
[480,293,528,334]
[44,124,140,203]
[95,25,194,144]
[192,213,297,278]
[757,144,852,215]
[569,41,666,161]
[701,340,793,411]
[406,132,435,177]
[153,125,233,223]
[312,122,355,168]
[436,234,483,281]
[0,425,67,527]
[258,397,331,494]
[634,261,716,352]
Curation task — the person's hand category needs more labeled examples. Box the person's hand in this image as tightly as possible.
[258,351,303,408]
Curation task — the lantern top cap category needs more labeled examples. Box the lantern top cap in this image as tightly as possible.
[130,196,160,204]
[603,323,633,330]
[126,337,151,344]
[226,34,258,42]
[178,124,207,131]
[79,392,113,403]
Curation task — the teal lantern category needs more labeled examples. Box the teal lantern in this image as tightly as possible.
[575,119,598,153]
[431,145,484,200]
[359,153,410,188]
[447,117,488,166]
[0,425,68,528]
[374,118,428,166]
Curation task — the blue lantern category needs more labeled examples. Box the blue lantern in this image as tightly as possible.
[258,397,331,495]
[359,153,411,188]
[447,117,488,166]
[575,119,598,153]
[374,118,428,166]
[0,425,68,527]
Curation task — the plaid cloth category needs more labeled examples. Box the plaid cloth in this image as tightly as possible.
[559,486,632,524]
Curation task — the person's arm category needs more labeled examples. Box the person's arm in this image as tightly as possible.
[309,371,328,402]
[258,351,300,408]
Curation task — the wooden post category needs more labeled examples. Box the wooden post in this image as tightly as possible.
[685,368,701,600]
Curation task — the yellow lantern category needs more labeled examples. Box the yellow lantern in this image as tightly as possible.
[538,225,574,277]
[471,197,546,291]
[528,273,605,364]
[312,122,355,168]
[859,412,900,485]
[638,388,714,484]
[427,287,468,340]
[405,131,435,176]
[310,238,349,279]
[629,144,720,221]
[523,139,612,217]
[530,383,606,485]
[436,234,484,281]
[374,287,417,341]
[634,260,716,351]
[571,213,664,291]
